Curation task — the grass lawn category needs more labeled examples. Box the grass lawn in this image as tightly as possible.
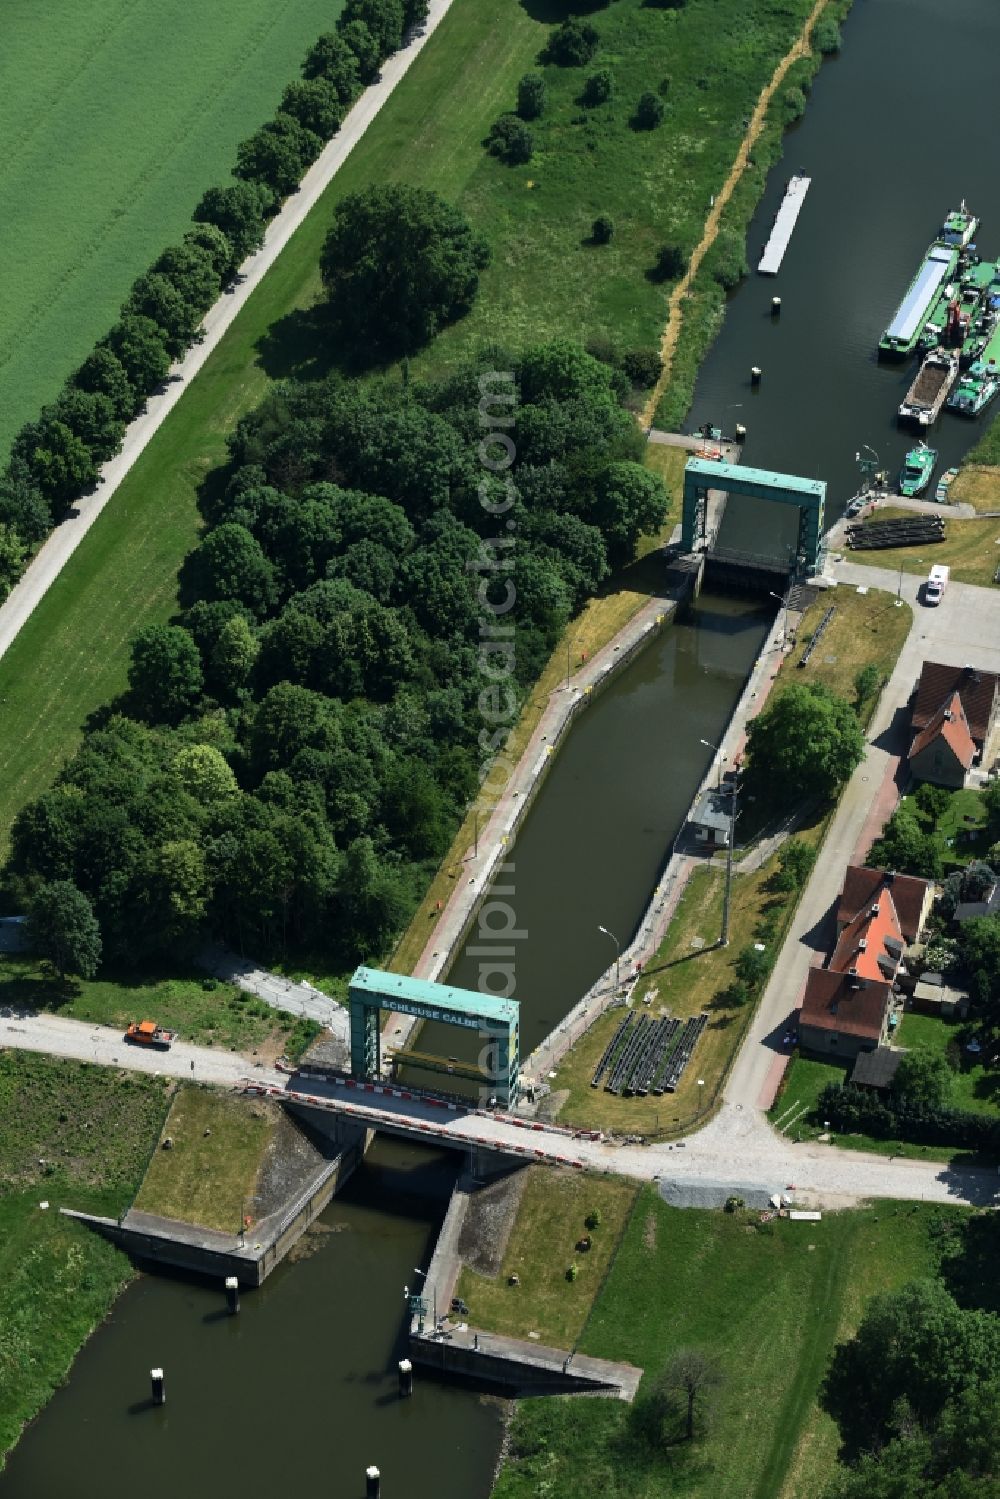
[0,953,318,1058]
[496,1187,957,1499]
[897,1010,1000,1117]
[133,1085,276,1234]
[0,0,343,459]
[0,1052,171,1466]
[454,1167,637,1348]
[787,584,911,707]
[887,784,991,870]
[849,505,1000,587]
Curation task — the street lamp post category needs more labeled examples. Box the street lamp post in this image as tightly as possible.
[700,735,736,947]
[597,925,621,994]
[768,589,787,647]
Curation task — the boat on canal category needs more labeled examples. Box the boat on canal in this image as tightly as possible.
[879,204,978,359]
[946,340,1000,416]
[898,442,938,497]
[897,348,959,427]
[934,468,960,502]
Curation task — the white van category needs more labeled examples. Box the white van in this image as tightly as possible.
[924,564,949,605]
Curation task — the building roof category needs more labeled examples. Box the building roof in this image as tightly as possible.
[955,885,1000,923]
[837,866,930,944]
[908,690,976,771]
[800,968,891,1040]
[911,662,1000,744]
[349,966,518,1027]
[690,787,732,834]
[850,1047,904,1089]
[830,886,905,982]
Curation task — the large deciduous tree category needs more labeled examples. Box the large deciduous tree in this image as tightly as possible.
[28,880,102,981]
[745,682,864,804]
[128,625,204,724]
[320,184,491,355]
[193,181,274,270]
[235,113,323,198]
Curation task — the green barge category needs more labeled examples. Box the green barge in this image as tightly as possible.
[878,204,978,359]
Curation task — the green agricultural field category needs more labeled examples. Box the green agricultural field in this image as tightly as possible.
[495,1189,965,1499]
[0,0,343,458]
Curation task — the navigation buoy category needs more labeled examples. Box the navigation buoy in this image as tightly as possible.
[398,1358,413,1397]
[366,1466,381,1499]
[751,366,762,385]
[771,296,781,316]
[225,1275,240,1315]
[150,1367,165,1405]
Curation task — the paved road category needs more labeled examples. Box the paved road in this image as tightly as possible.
[3,1008,999,1209]
[200,943,349,1037]
[0,0,455,664]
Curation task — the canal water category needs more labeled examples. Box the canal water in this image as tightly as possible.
[698,0,1000,555]
[406,593,771,1093]
[0,1141,504,1499]
[7,2,998,1494]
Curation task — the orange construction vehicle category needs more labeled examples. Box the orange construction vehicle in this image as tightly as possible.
[123,1020,177,1050]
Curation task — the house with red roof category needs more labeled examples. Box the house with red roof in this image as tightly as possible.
[799,866,931,1060]
[908,662,1000,786]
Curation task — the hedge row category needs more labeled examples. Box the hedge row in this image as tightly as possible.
[0,0,429,598]
[818,1081,1000,1154]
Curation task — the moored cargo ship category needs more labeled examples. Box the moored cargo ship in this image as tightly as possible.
[879,204,977,358]
[898,349,960,427]
[946,318,1000,416]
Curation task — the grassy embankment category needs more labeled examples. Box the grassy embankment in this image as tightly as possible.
[0,954,320,1058]
[494,1184,962,1499]
[0,1052,171,1467]
[453,1167,636,1347]
[0,0,343,458]
[549,586,910,1137]
[133,1086,276,1234]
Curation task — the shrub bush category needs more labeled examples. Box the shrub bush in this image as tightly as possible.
[704,230,748,292]
[819,1082,1000,1152]
[652,243,686,281]
[812,14,842,53]
[592,215,615,245]
[517,72,546,120]
[485,114,534,166]
[633,92,665,130]
[545,19,599,67]
[622,350,662,388]
[582,69,614,106]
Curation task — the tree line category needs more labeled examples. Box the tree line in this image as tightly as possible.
[0,0,428,600]
[9,341,667,974]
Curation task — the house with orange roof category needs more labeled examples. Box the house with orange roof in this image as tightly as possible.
[908,662,1000,786]
[798,866,931,1060]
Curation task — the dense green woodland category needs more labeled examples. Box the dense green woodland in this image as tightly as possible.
[7,343,666,967]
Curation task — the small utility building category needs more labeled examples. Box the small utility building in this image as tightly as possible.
[690,787,732,848]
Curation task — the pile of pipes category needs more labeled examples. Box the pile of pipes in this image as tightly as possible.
[846,516,945,551]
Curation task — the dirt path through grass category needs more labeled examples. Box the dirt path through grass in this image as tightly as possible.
[640,0,828,430]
